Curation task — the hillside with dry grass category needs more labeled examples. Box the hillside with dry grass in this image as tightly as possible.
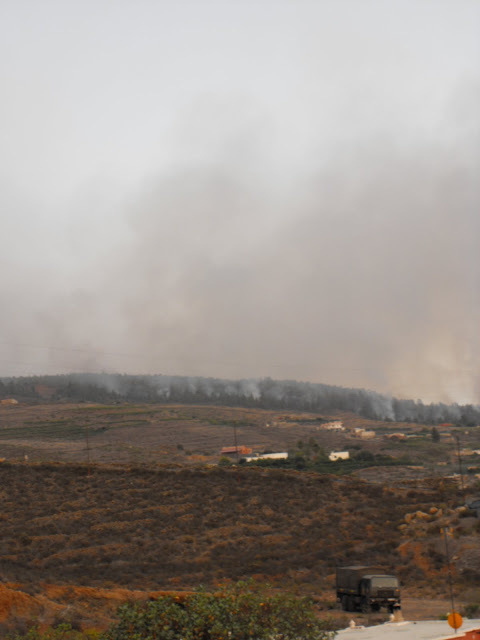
[1,462,477,590]
[0,461,479,633]
[0,402,479,633]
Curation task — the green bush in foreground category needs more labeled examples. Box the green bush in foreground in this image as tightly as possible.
[7,583,336,640]
[103,581,336,640]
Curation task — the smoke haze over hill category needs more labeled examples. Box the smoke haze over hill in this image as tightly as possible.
[0,1,479,403]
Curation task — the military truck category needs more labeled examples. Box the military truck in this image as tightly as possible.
[336,566,401,613]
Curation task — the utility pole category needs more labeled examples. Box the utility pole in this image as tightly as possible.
[233,423,239,463]
[85,424,91,476]
[455,435,465,493]
[443,527,458,634]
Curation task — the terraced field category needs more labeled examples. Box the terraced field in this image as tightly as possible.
[0,403,357,464]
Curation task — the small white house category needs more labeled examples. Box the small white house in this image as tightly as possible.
[245,452,288,462]
[329,451,350,462]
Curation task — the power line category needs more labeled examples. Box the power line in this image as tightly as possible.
[0,340,478,376]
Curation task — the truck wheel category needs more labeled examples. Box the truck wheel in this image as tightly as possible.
[341,596,349,611]
[348,596,356,612]
[361,600,371,613]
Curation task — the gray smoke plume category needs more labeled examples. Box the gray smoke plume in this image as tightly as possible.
[0,1,479,405]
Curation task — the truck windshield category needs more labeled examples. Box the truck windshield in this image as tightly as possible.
[371,577,398,588]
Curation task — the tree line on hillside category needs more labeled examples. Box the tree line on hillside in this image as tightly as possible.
[1,373,479,425]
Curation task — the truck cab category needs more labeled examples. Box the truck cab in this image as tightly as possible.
[359,574,400,611]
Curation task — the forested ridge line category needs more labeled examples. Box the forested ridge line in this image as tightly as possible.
[1,372,479,425]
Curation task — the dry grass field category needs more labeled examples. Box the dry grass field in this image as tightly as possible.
[0,403,333,464]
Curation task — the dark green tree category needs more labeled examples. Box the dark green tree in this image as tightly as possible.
[102,582,336,640]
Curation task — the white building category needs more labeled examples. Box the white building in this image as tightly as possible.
[329,451,350,461]
[245,452,288,462]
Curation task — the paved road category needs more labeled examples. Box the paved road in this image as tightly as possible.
[337,619,480,639]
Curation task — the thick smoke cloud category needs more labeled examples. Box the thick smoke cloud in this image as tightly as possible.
[0,1,479,405]
[89,129,479,404]
[3,129,478,405]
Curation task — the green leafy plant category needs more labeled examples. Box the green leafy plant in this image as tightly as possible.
[102,581,336,640]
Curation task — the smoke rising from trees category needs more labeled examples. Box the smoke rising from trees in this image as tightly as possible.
[2,373,479,425]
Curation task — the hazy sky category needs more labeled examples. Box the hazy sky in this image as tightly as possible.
[1,0,479,403]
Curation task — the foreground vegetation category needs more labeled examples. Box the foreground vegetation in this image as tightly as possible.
[104,582,336,640]
[7,582,336,640]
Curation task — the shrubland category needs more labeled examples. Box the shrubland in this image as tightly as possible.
[0,462,470,591]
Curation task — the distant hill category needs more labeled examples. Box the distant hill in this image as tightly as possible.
[1,372,479,425]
